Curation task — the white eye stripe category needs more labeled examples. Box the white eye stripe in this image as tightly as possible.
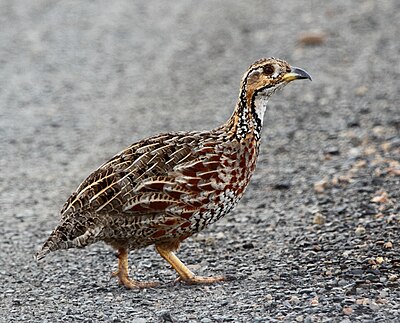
[247,67,263,78]
[271,64,281,78]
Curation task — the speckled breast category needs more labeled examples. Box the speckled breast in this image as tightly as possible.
[117,138,261,249]
[186,139,260,232]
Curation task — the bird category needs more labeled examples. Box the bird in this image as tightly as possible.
[36,57,311,289]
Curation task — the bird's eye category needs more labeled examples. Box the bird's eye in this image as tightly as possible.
[263,65,274,75]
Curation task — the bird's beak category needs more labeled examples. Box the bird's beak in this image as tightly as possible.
[282,66,312,82]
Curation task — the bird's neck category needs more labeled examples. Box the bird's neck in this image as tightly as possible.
[224,86,270,142]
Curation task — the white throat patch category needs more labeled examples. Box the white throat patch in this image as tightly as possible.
[253,90,271,125]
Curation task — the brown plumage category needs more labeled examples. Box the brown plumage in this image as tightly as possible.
[36,58,311,288]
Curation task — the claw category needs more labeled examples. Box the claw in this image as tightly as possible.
[181,275,228,285]
[173,274,232,285]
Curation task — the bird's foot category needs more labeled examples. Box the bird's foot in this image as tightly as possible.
[111,271,159,289]
[175,274,235,285]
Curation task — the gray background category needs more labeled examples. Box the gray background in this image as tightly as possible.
[1,0,399,322]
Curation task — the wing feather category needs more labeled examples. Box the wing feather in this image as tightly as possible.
[61,131,228,219]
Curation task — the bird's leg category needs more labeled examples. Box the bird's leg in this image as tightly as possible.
[155,243,227,285]
[112,248,159,289]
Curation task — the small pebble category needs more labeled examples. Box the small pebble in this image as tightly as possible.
[355,86,368,96]
[313,213,326,225]
[369,301,380,311]
[265,294,273,301]
[343,306,353,315]
[314,179,328,193]
[310,296,319,306]
[383,241,393,249]
[355,226,366,236]
[290,295,300,304]
[324,146,340,156]
[298,32,326,46]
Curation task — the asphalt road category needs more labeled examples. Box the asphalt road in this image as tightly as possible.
[1,1,399,322]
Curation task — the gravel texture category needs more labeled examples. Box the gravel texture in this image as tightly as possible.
[1,1,399,322]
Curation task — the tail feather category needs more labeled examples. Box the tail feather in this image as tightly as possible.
[35,246,51,261]
[35,215,103,261]
[35,228,76,261]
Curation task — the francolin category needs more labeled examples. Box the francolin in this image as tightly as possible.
[36,58,311,288]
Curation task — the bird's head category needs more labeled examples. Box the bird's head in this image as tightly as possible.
[230,57,311,140]
[241,57,311,106]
